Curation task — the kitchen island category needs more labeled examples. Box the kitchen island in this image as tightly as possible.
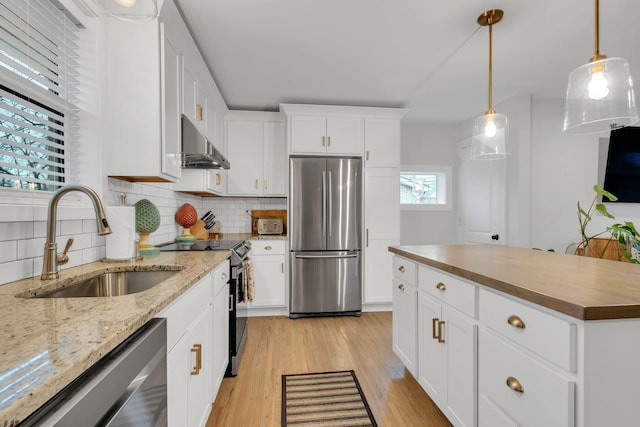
[0,250,230,425]
[389,244,640,427]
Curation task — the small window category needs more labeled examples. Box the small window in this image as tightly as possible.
[400,165,452,210]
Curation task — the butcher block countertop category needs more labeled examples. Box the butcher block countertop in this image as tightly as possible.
[389,245,640,321]
[0,251,230,425]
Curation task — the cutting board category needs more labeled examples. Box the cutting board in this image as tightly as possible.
[251,209,287,235]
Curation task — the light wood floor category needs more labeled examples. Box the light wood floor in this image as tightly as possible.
[206,312,451,427]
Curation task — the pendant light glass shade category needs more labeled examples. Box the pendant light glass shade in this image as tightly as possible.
[563,0,638,134]
[99,0,158,22]
[472,112,509,159]
[563,57,638,133]
[471,9,510,160]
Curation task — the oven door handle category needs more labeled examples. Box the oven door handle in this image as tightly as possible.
[235,261,250,275]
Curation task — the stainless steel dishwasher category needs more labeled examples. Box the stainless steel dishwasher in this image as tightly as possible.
[19,318,167,427]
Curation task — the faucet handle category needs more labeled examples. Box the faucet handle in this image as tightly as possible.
[57,237,74,265]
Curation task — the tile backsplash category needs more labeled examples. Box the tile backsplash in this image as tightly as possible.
[0,179,286,285]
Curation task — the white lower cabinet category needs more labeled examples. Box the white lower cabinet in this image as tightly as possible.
[162,273,212,427]
[418,292,477,427]
[478,329,574,427]
[211,260,230,401]
[159,260,230,427]
[248,240,286,310]
[391,256,417,377]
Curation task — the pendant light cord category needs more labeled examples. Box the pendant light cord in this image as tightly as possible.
[487,23,493,113]
[591,0,605,61]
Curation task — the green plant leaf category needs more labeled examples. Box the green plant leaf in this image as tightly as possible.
[594,185,618,201]
[595,203,615,219]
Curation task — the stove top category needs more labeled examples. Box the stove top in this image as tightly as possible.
[158,239,243,251]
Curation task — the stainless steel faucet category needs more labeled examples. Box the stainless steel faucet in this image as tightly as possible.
[41,185,112,280]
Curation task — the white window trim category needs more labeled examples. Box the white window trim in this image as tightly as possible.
[400,165,452,211]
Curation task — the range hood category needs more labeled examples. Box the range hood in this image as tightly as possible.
[181,115,230,169]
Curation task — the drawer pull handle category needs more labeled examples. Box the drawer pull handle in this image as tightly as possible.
[398,284,405,291]
[191,344,202,375]
[398,265,405,272]
[506,376,524,393]
[436,282,446,291]
[265,245,272,250]
[432,318,439,340]
[437,320,445,343]
[507,315,526,329]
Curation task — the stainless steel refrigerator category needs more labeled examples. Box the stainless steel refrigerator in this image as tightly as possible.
[289,156,362,317]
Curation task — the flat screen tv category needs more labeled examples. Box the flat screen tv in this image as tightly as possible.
[603,126,640,203]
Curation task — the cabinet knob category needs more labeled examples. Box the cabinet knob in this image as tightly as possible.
[398,265,406,272]
[221,272,228,280]
[506,376,524,393]
[264,245,272,251]
[436,282,446,291]
[398,284,405,291]
[507,315,526,329]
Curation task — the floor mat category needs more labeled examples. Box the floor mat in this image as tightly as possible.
[281,370,377,427]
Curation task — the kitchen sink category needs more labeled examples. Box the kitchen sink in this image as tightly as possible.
[31,269,180,298]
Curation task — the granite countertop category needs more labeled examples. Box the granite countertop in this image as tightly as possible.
[389,244,640,321]
[0,251,230,425]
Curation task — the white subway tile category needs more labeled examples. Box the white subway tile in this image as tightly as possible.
[0,258,33,285]
[0,222,33,241]
[0,241,17,262]
[17,238,45,259]
[60,220,84,235]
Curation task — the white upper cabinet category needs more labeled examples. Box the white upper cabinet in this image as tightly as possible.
[289,115,363,155]
[104,18,181,182]
[281,104,407,159]
[364,118,401,167]
[104,0,228,184]
[225,111,286,197]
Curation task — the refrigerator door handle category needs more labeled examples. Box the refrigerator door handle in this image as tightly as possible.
[322,169,327,241]
[295,253,358,259]
[328,170,332,238]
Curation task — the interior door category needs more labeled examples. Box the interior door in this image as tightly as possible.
[459,144,506,245]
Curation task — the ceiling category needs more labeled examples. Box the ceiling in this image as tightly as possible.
[173,0,640,123]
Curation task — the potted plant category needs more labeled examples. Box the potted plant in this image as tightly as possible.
[570,185,640,263]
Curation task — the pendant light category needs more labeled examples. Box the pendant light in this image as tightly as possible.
[563,0,638,134]
[471,9,509,160]
[99,0,158,22]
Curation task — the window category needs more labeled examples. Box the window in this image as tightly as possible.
[0,0,80,192]
[400,165,452,210]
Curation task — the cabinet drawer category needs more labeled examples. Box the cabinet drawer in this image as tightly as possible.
[478,329,575,427]
[250,240,286,255]
[158,273,213,352]
[418,266,477,318]
[479,289,576,372]
[392,256,416,284]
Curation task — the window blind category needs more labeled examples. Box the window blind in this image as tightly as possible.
[0,0,80,191]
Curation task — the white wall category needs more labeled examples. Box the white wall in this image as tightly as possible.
[530,98,640,253]
[399,122,460,245]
